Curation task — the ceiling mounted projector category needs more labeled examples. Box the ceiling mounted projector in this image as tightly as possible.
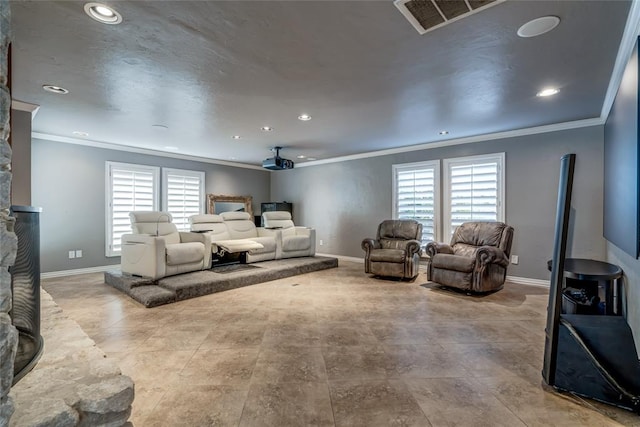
[262,146,294,171]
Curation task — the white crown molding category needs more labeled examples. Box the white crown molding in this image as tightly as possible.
[32,132,266,171]
[41,264,118,279]
[297,117,604,168]
[601,0,640,120]
[35,116,602,172]
[11,100,40,117]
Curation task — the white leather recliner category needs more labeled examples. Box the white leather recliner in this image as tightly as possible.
[189,214,265,257]
[262,211,316,258]
[121,211,211,279]
[220,211,279,262]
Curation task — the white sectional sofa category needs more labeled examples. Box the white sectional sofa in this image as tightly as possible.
[190,211,316,262]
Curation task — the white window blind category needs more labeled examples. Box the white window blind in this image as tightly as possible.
[162,168,205,231]
[106,162,159,256]
[393,161,440,245]
[443,153,505,238]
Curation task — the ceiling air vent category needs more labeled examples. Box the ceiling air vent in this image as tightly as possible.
[394,0,505,35]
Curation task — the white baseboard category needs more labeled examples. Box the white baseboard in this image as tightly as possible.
[318,253,548,286]
[41,265,118,279]
[316,253,364,263]
[506,275,550,287]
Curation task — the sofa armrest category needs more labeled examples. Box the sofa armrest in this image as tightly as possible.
[121,234,167,279]
[293,226,312,237]
[425,242,453,258]
[405,239,422,257]
[179,232,213,269]
[361,238,381,253]
[475,246,509,268]
[256,227,281,238]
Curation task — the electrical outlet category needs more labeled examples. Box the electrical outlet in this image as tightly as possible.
[68,250,75,259]
[75,250,83,258]
[511,255,519,265]
[319,239,324,246]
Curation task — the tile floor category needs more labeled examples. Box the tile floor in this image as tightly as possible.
[42,261,640,426]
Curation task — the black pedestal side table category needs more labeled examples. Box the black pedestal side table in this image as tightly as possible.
[547,258,623,315]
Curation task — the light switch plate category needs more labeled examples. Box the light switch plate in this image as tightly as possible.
[68,250,75,259]
[75,250,83,258]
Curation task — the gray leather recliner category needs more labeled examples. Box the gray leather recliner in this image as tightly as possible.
[426,221,514,293]
[361,220,423,280]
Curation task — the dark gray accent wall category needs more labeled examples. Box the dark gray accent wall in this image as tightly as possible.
[32,138,270,273]
[271,126,606,280]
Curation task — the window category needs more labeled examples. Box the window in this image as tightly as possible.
[106,162,159,256]
[392,161,440,245]
[443,153,505,239]
[162,168,205,231]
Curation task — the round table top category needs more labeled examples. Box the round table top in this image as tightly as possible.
[547,258,623,281]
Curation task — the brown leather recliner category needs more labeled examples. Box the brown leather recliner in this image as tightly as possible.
[362,220,423,280]
[426,221,514,293]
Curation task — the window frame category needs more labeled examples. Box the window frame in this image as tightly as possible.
[442,152,505,239]
[105,161,160,257]
[392,160,441,245]
[161,167,206,232]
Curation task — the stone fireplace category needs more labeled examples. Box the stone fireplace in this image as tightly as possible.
[0,4,135,425]
[1,2,19,423]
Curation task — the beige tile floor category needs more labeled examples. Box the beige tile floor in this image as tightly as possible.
[42,261,640,426]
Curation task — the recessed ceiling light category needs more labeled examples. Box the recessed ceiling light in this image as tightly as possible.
[72,131,89,137]
[298,114,312,121]
[439,130,449,135]
[84,2,122,24]
[296,155,307,159]
[517,16,560,38]
[42,85,69,94]
[537,88,560,97]
[260,126,274,132]
[230,157,237,160]
[232,135,242,140]
[307,157,317,161]
[164,146,178,150]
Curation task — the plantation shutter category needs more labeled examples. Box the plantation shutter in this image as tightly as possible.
[393,161,439,245]
[162,169,205,231]
[107,163,159,256]
[445,154,504,238]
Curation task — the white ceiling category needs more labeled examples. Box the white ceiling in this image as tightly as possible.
[10,1,633,166]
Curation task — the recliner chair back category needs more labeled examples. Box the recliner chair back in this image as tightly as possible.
[189,214,231,240]
[221,211,258,239]
[129,211,180,244]
[377,220,423,250]
[262,211,297,237]
[450,222,512,257]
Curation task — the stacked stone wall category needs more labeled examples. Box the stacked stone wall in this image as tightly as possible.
[0,1,18,425]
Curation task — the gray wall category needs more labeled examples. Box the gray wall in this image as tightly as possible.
[271,125,606,280]
[10,109,32,206]
[32,138,271,272]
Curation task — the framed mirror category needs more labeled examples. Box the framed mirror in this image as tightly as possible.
[207,194,253,217]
